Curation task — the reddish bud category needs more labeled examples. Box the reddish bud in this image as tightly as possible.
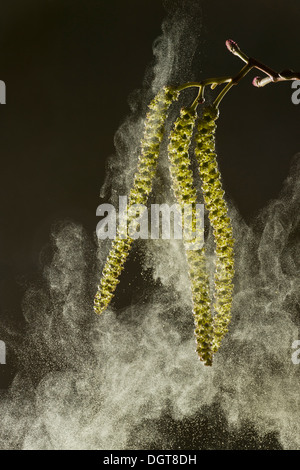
[225,39,239,55]
[252,76,261,87]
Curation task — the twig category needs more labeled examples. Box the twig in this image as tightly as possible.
[175,39,300,110]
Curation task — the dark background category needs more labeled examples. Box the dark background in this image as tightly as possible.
[0,0,299,449]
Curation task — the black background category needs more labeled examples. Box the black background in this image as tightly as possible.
[0,0,299,449]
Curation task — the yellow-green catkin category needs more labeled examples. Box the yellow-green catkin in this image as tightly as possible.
[94,86,179,315]
[194,106,235,353]
[168,107,214,366]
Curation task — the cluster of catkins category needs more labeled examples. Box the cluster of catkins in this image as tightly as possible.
[94,88,234,366]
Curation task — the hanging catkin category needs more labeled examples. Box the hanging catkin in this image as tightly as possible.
[194,106,235,353]
[94,86,179,314]
[168,107,214,366]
